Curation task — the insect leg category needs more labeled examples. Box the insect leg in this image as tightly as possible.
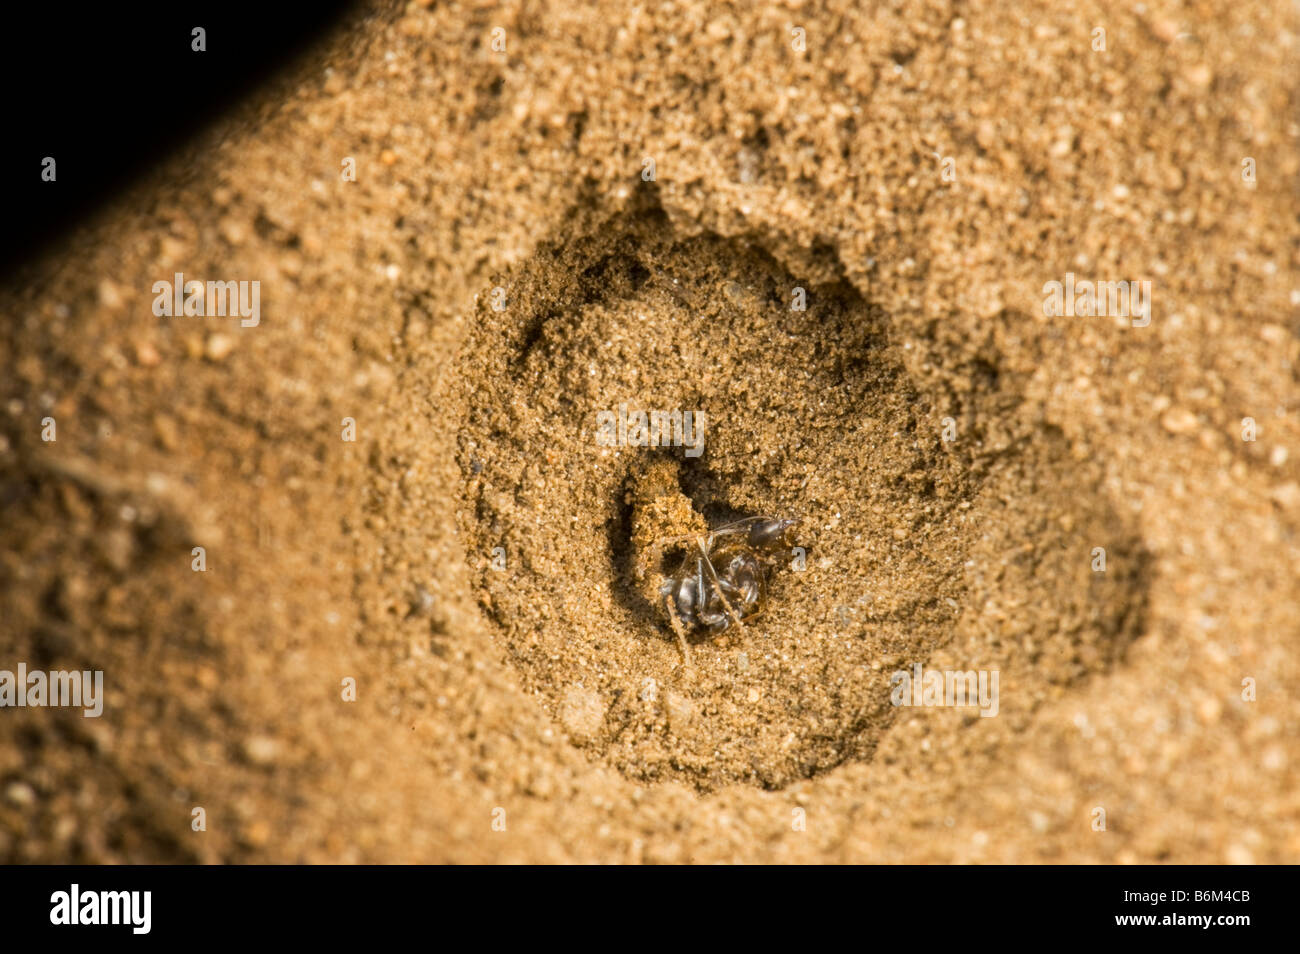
[663,590,692,667]
[695,554,706,611]
[697,537,746,633]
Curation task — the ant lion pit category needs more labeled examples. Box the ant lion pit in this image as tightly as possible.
[443,197,1147,792]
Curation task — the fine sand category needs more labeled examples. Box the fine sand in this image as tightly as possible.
[1,0,1297,862]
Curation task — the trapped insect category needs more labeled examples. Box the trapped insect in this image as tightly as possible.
[653,516,798,663]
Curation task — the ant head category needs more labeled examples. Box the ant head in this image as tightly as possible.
[746,517,798,550]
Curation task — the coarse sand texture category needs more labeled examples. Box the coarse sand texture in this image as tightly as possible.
[0,0,1296,863]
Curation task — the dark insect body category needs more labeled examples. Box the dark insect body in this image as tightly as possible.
[654,516,798,661]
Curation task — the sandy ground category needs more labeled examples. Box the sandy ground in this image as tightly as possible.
[1,0,1297,863]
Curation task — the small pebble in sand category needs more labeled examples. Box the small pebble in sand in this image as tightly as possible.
[664,691,697,734]
[97,279,124,310]
[134,339,161,367]
[242,735,281,766]
[205,333,236,361]
[560,685,605,742]
[1160,407,1199,435]
[5,781,36,807]
[152,413,179,451]
[219,217,247,246]
[1269,482,1300,511]
[1224,844,1254,865]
